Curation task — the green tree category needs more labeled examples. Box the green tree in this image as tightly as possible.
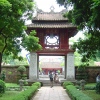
[2,53,16,65]
[0,0,41,74]
[13,58,28,65]
[57,0,100,65]
[2,54,29,65]
[21,30,42,52]
[74,51,82,66]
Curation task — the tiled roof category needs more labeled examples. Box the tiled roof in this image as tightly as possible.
[33,13,68,21]
[33,9,68,21]
[27,22,76,28]
[27,9,76,29]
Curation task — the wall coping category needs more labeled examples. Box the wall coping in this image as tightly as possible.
[1,65,29,68]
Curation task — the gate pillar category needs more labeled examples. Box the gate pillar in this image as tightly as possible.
[65,52,75,80]
[29,52,37,79]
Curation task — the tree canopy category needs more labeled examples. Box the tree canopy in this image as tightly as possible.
[21,30,42,52]
[0,0,41,73]
[57,0,100,65]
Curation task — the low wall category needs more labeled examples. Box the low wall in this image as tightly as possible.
[1,66,100,83]
[1,65,29,83]
[75,66,100,82]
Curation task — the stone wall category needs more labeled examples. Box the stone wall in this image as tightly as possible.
[75,66,100,82]
[1,66,100,83]
[1,66,29,83]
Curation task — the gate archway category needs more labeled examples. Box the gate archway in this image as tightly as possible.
[26,8,77,82]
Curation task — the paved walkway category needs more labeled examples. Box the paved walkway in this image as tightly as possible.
[31,86,71,100]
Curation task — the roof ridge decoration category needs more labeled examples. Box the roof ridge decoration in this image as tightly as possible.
[37,8,44,13]
[36,7,67,14]
[50,6,55,13]
[32,8,69,21]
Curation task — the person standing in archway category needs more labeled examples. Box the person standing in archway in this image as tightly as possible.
[54,73,59,84]
[49,71,53,88]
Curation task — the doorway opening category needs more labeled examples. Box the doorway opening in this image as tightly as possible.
[39,56,65,79]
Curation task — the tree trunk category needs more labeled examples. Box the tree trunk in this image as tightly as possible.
[0,52,2,74]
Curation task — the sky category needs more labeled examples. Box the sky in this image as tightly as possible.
[34,0,65,12]
[25,0,65,24]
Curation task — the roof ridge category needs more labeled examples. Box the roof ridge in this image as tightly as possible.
[36,8,67,14]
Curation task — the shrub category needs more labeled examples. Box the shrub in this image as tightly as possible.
[77,65,86,72]
[40,82,43,86]
[75,80,80,86]
[0,79,6,94]
[96,82,100,93]
[66,85,93,100]
[85,85,95,90]
[12,82,40,100]
[23,80,28,86]
[75,84,96,90]
[1,71,6,81]
[17,66,26,79]
[63,81,74,89]
[17,66,26,74]
[32,82,41,88]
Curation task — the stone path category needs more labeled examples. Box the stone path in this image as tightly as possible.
[31,86,71,100]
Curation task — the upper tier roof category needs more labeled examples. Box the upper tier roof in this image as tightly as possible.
[27,9,77,29]
[32,9,68,21]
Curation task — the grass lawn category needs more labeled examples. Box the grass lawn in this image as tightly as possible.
[0,91,20,100]
[83,90,100,100]
[0,83,20,100]
[0,83,30,100]
[85,83,96,86]
[6,83,19,87]
[5,83,30,88]
[81,83,100,100]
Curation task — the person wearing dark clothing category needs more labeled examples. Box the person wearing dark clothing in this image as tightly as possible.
[96,73,100,83]
[49,71,53,87]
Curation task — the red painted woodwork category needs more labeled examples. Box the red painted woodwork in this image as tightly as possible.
[26,10,77,55]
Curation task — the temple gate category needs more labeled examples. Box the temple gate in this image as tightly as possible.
[26,8,77,81]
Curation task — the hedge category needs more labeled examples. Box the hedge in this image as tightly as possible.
[12,82,41,100]
[63,81,74,89]
[66,85,93,100]
[32,82,41,88]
